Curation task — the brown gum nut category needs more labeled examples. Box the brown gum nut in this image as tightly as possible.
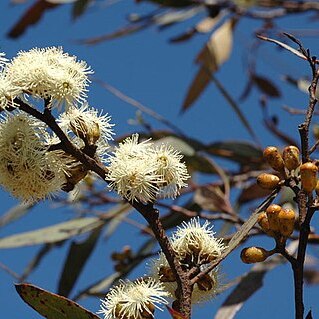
[316,180,319,196]
[240,246,269,264]
[159,266,176,282]
[258,212,276,237]
[266,204,282,232]
[283,146,300,171]
[263,146,285,173]
[257,173,280,189]
[140,303,155,318]
[300,162,318,193]
[278,208,296,237]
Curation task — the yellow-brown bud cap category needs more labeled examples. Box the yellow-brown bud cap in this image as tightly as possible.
[278,208,295,237]
[266,204,282,232]
[263,146,285,173]
[240,246,270,264]
[283,146,300,171]
[258,212,276,237]
[257,173,280,190]
[300,162,318,193]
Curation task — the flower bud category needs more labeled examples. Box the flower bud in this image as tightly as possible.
[159,266,176,282]
[196,273,216,291]
[278,208,295,237]
[263,146,285,173]
[140,302,155,318]
[283,146,300,171]
[266,204,282,232]
[240,246,270,264]
[258,212,276,237]
[300,162,318,193]
[257,173,280,189]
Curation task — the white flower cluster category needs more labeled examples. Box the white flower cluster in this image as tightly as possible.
[98,278,169,319]
[151,218,226,304]
[107,134,190,203]
[0,47,190,203]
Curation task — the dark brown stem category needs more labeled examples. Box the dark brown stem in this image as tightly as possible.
[132,202,192,318]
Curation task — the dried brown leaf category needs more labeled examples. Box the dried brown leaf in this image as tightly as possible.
[7,0,59,38]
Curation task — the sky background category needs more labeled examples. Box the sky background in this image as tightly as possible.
[0,1,319,318]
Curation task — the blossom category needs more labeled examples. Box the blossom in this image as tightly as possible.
[150,253,220,304]
[98,278,169,319]
[5,47,92,108]
[58,103,114,161]
[0,75,18,109]
[107,134,190,202]
[149,218,226,304]
[0,111,68,201]
[150,144,190,198]
[171,218,226,263]
[0,52,8,71]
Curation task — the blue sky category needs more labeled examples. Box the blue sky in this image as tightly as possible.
[0,1,319,319]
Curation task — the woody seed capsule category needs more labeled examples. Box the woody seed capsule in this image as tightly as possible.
[263,146,285,173]
[283,146,300,171]
[257,173,280,189]
[240,246,270,264]
[300,162,318,193]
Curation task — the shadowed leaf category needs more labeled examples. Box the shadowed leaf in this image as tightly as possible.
[182,17,235,111]
[0,217,104,248]
[252,74,281,98]
[72,0,91,20]
[205,141,263,166]
[238,183,272,204]
[7,0,59,38]
[16,283,100,319]
[58,226,103,297]
[194,185,232,213]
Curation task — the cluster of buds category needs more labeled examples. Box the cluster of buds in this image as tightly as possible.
[258,145,319,194]
[111,245,133,272]
[241,204,296,264]
[257,145,300,190]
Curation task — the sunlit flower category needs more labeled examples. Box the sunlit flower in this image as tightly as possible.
[5,47,92,108]
[0,52,8,71]
[58,103,114,161]
[172,218,226,263]
[150,144,190,198]
[107,156,160,203]
[0,111,68,201]
[0,75,18,109]
[98,278,169,319]
[107,134,190,202]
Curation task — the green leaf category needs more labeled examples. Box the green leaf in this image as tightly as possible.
[0,217,104,248]
[16,283,100,319]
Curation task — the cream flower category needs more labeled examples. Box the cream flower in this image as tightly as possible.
[0,111,68,201]
[0,52,8,71]
[0,75,18,109]
[172,218,226,264]
[5,47,92,108]
[98,278,169,319]
[150,144,190,198]
[150,253,220,304]
[107,134,190,202]
[58,103,114,162]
